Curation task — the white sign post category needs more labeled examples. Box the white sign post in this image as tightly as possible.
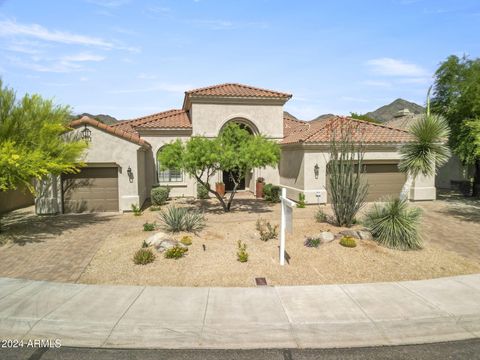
[280,187,295,266]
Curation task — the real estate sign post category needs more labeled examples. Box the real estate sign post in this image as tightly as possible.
[280,187,294,266]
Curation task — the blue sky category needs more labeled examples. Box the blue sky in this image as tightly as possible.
[0,0,479,120]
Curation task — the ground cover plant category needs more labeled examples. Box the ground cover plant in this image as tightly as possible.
[304,236,322,248]
[133,248,155,265]
[164,245,188,259]
[143,222,156,231]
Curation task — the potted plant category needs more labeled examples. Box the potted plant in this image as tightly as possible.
[216,181,225,197]
[256,177,265,198]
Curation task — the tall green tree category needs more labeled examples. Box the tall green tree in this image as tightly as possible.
[431,55,480,196]
[158,123,280,212]
[0,80,87,196]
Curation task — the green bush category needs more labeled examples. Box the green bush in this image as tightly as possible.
[164,245,188,259]
[339,236,357,248]
[363,198,422,250]
[133,248,155,265]
[158,206,205,233]
[151,186,170,205]
[143,222,156,231]
[315,208,327,222]
[297,193,306,208]
[197,183,210,199]
[256,218,278,241]
[237,240,248,262]
[304,236,321,248]
[263,183,281,203]
[180,235,192,246]
[131,204,142,216]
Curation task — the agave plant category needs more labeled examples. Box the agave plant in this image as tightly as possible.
[399,88,451,200]
[363,197,422,250]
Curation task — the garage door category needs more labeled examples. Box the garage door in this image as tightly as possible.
[327,163,406,202]
[62,167,119,213]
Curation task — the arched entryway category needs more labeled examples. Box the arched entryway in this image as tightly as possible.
[219,118,258,192]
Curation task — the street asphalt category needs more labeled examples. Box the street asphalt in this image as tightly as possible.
[1,339,480,360]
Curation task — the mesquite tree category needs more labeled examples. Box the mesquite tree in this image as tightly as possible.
[158,123,280,212]
[327,120,368,227]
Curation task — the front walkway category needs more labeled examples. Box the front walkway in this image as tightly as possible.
[0,274,479,349]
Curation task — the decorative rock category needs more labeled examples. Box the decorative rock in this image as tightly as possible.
[318,231,335,243]
[357,230,373,241]
[339,230,360,238]
[155,239,187,253]
[145,232,169,247]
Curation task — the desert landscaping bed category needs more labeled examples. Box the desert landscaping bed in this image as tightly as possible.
[78,197,480,287]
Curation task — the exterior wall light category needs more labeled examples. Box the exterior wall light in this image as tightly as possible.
[127,166,134,183]
[314,163,319,179]
[81,124,92,142]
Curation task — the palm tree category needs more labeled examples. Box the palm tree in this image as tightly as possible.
[399,88,451,200]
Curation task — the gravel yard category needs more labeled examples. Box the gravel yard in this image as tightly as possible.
[77,196,480,287]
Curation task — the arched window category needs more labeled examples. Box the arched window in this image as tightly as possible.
[157,148,183,183]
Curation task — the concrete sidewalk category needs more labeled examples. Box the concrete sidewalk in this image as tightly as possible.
[0,275,479,349]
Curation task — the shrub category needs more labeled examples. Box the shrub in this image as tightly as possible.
[304,236,321,248]
[339,236,357,248]
[133,248,155,265]
[197,183,210,199]
[131,204,142,216]
[151,186,170,206]
[183,210,206,232]
[297,193,306,208]
[363,198,422,250]
[315,208,327,223]
[180,235,192,246]
[143,222,156,231]
[158,206,205,233]
[237,240,248,262]
[256,219,278,241]
[263,183,281,203]
[164,245,188,259]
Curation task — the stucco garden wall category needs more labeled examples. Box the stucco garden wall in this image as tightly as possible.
[436,155,474,189]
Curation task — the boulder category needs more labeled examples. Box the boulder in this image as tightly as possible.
[339,230,360,238]
[318,231,335,243]
[155,239,188,253]
[357,230,373,241]
[145,231,169,247]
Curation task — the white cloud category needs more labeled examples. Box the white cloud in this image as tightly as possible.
[0,19,139,52]
[62,52,105,62]
[366,57,428,77]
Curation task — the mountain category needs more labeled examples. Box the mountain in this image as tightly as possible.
[73,113,118,125]
[311,113,336,122]
[365,99,424,123]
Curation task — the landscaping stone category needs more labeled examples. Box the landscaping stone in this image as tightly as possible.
[318,231,335,243]
[145,232,170,247]
[155,239,187,253]
[339,230,360,238]
[357,230,373,241]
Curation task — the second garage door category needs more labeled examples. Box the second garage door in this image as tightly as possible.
[327,163,406,202]
[62,167,119,213]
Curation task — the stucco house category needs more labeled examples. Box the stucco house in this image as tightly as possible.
[35,83,435,214]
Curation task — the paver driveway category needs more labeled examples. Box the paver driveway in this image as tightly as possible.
[0,207,131,282]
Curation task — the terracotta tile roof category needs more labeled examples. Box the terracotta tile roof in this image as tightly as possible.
[69,116,150,147]
[186,83,292,99]
[282,116,414,145]
[113,109,192,132]
[283,113,308,136]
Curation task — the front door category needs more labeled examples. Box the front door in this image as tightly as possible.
[223,170,245,191]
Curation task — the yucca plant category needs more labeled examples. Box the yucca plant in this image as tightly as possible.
[399,87,451,200]
[363,197,423,250]
[158,205,205,233]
